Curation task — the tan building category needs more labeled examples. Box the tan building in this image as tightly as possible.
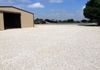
[0,6,34,30]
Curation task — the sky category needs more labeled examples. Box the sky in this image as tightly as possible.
[0,0,88,20]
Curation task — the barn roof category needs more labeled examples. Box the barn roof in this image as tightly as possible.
[0,6,34,15]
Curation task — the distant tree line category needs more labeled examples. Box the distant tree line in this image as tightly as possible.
[34,18,96,24]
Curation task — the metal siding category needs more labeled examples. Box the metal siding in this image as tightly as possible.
[21,12,34,28]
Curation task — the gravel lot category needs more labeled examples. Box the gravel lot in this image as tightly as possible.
[0,24,100,70]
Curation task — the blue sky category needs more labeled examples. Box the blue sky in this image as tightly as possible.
[0,0,88,20]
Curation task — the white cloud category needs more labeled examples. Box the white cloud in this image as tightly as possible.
[49,0,63,3]
[82,5,86,9]
[28,2,44,8]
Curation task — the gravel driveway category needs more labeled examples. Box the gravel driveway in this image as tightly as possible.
[0,24,100,70]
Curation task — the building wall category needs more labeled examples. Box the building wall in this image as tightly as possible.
[0,12,4,30]
[0,7,34,30]
[21,12,34,28]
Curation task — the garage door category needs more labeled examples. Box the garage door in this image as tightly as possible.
[4,12,21,29]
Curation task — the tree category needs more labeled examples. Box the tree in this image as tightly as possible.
[81,19,88,23]
[45,19,58,23]
[67,19,75,23]
[45,19,51,22]
[34,18,46,24]
[84,0,100,25]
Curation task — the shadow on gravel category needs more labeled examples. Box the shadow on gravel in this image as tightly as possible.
[79,25,98,27]
[78,23,100,27]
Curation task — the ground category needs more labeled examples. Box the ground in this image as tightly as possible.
[0,24,100,70]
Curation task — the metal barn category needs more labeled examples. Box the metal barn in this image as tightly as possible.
[0,6,34,30]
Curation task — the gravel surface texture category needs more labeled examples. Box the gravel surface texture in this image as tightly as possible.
[0,24,100,70]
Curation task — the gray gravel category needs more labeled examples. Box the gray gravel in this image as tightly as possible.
[0,24,100,70]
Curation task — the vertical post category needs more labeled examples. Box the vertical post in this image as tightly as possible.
[0,12,4,30]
